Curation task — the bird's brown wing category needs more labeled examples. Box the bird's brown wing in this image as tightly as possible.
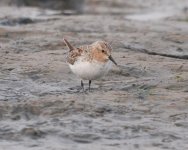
[67,48,84,65]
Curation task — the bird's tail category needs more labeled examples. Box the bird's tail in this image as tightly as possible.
[63,39,74,51]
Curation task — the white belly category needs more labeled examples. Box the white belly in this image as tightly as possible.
[69,60,112,80]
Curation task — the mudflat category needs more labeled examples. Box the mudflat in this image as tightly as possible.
[0,0,188,149]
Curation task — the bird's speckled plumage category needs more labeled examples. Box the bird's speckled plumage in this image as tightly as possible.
[64,39,117,90]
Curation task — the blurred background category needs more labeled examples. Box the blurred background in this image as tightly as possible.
[0,0,85,13]
[0,0,187,19]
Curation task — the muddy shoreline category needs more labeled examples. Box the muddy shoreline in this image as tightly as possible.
[0,0,188,149]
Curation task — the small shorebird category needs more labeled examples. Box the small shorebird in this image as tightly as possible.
[64,39,117,91]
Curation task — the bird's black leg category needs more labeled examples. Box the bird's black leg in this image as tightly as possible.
[89,80,92,91]
[81,80,84,91]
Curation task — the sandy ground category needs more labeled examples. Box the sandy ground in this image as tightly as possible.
[0,0,188,149]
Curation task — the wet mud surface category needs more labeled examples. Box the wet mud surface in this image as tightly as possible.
[0,0,188,149]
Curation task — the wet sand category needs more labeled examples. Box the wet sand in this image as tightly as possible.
[0,0,188,149]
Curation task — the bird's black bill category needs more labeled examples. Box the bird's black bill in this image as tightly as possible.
[109,55,117,66]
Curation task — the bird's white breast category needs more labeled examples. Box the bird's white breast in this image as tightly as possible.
[69,59,112,80]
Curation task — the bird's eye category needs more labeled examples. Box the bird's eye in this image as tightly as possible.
[102,50,105,53]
